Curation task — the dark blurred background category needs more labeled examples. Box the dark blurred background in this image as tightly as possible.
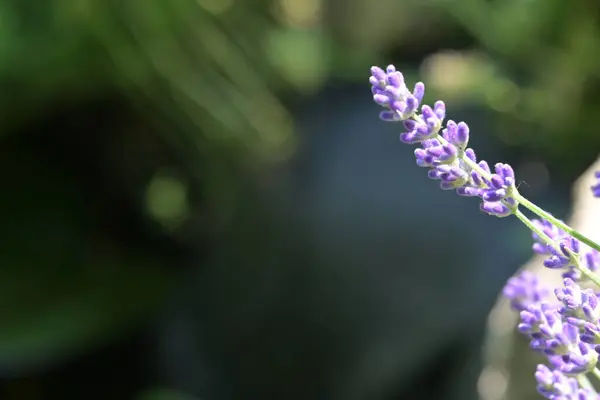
[0,0,598,399]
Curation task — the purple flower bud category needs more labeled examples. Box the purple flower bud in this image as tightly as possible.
[403,119,416,131]
[414,142,458,167]
[553,341,598,375]
[550,238,581,271]
[495,163,515,185]
[400,117,440,144]
[535,364,582,399]
[456,122,469,146]
[531,218,567,254]
[555,278,600,323]
[591,171,600,198]
[370,65,424,121]
[379,110,402,122]
[529,219,584,279]
[456,186,480,197]
[519,303,599,374]
[583,250,600,273]
[387,71,404,89]
[481,188,507,202]
[370,66,387,82]
[464,148,477,162]
[503,271,550,311]
[544,249,572,269]
[544,323,579,355]
[405,95,419,115]
[413,82,425,103]
[489,175,505,190]
[373,93,389,106]
[478,160,491,173]
[535,363,598,398]
[470,160,490,188]
[471,171,483,187]
[480,200,513,217]
[442,120,470,149]
[478,163,516,205]
[432,101,446,120]
[580,322,600,348]
[434,165,469,190]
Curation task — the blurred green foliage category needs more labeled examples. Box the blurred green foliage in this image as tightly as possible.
[428,0,600,174]
[0,146,174,371]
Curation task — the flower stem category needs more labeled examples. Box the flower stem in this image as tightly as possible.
[515,193,600,254]
[591,367,600,383]
[578,374,595,391]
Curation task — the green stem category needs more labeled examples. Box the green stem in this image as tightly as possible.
[578,374,595,391]
[515,193,600,254]
[513,209,555,250]
[592,367,600,382]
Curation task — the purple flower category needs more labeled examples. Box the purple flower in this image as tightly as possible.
[400,102,446,144]
[518,303,561,340]
[413,119,471,167]
[580,321,600,353]
[456,153,487,197]
[427,162,470,190]
[414,138,456,167]
[591,171,600,198]
[529,218,587,279]
[548,342,598,375]
[543,322,579,356]
[529,218,600,281]
[532,218,568,254]
[480,163,515,202]
[442,120,469,150]
[544,237,580,270]
[474,160,516,217]
[555,278,600,324]
[583,249,600,274]
[503,270,550,311]
[480,197,516,218]
[370,65,424,122]
[369,64,519,218]
[534,364,597,399]
[519,303,598,373]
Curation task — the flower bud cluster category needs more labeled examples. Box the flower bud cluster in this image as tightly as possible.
[530,218,600,281]
[370,65,517,217]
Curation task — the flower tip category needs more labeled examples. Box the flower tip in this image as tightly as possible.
[433,100,446,109]
[370,66,386,81]
[412,82,425,100]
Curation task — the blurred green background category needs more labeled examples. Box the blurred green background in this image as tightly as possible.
[0,0,599,399]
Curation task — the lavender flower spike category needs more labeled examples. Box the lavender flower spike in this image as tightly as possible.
[369,65,518,218]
